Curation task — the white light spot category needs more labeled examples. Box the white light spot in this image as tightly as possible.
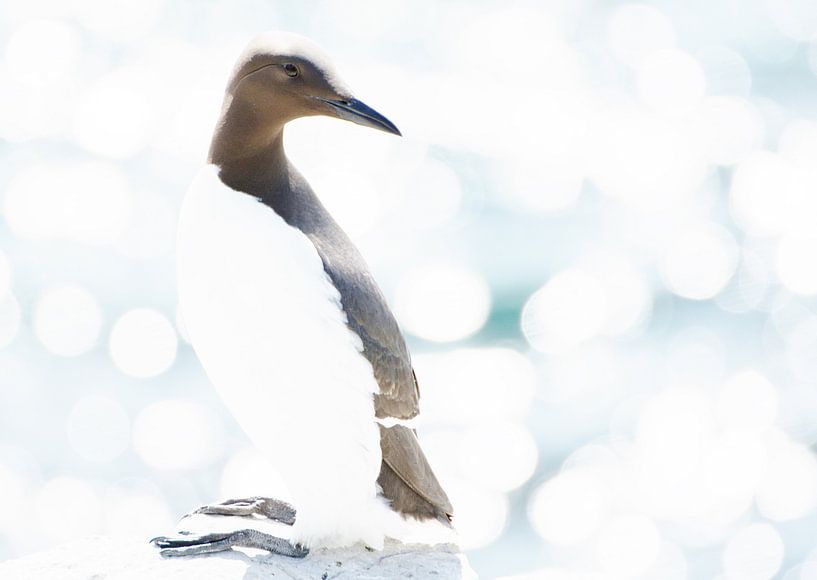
[638,49,706,115]
[109,308,177,378]
[757,434,817,521]
[502,157,584,214]
[458,422,538,492]
[596,515,661,577]
[697,96,765,166]
[594,257,653,336]
[696,46,752,97]
[522,269,607,354]
[445,479,508,550]
[722,523,784,580]
[70,0,164,42]
[730,151,810,237]
[635,387,717,521]
[717,370,778,432]
[34,285,102,357]
[767,0,817,41]
[133,399,223,470]
[415,348,537,425]
[104,484,173,540]
[400,158,464,227]
[0,294,22,350]
[529,469,607,546]
[74,82,151,158]
[36,477,101,541]
[4,20,81,87]
[4,163,132,244]
[607,4,676,67]
[776,236,817,295]
[115,192,177,260]
[67,396,130,462]
[221,448,292,502]
[308,169,381,238]
[0,250,10,298]
[660,224,739,300]
[394,265,491,343]
[590,111,708,208]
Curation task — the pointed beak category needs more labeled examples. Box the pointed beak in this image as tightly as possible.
[318,97,401,136]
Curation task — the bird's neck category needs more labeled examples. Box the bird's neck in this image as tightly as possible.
[208,93,292,197]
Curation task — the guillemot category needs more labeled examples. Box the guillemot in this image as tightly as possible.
[151,32,453,558]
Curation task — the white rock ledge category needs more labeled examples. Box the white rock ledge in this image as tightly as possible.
[0,535,476,580]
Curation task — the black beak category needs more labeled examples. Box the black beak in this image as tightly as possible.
[318,97,401,136]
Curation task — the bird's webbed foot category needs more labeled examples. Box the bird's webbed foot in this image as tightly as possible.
[151,529,308,558]
[188,496,296,525]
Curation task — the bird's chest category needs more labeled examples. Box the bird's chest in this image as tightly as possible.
[176,168,381,443]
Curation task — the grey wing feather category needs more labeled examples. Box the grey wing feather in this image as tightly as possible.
[316,252,452,518]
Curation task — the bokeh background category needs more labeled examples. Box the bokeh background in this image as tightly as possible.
[3,0,817,578]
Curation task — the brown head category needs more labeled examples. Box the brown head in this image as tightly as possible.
[209,31,400,173]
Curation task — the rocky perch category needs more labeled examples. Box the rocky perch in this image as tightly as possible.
[0,535,476,579]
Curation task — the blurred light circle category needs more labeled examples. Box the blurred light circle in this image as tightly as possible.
[660,224,739,300]
[722,523,784,580]
[522,269,607,354]
[730,152,806,237]
[4,19,81,87]
[34,285,102,357]
[503,158,584,214]
[590,112,708,208]
[67,395,130,462]
[4,163,132,244]
[785,316,817,382]
[596,515,661,577]
[104,485,173,540]
[703,432,766,520]
[133,399,223,470]
[445,478,508,550]
[309,169,381,238]
[175,306,190,344]
[0,461,27,534]
[779,120,817,181]
[402,158,464,228]
[418,430,463,486]
[776,236,817,295]
[114,192,177,260]
[757,434,817,521]
[595,257,653,336]
[767,0,817,41]
[221,448,291,501]
[635,387,716,520]
[717,370,778,432]
[696,46,752,97]
[458,422,538,492]
[109,308,177,378]
[0,250,10,298]
[70,0,165,42]
[529,469,607,546]
[799,563,817,580]
[74,83,151,158]
[415,348,537,425]
[394,265,491,343]
[607,4,676,67]
[637,49,706,115]
[36,476,102,541]
[697,96,765,166]
[0,294,22,350]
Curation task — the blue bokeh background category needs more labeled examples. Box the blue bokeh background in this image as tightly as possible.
[3,1,817,578]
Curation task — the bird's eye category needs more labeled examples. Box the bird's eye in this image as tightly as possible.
[283,63,299,77]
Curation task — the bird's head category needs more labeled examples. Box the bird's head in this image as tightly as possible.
[223,31,401,136]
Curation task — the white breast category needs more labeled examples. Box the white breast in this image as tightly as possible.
[177,166,392,548]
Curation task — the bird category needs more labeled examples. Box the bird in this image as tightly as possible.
[151,32,454,558]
